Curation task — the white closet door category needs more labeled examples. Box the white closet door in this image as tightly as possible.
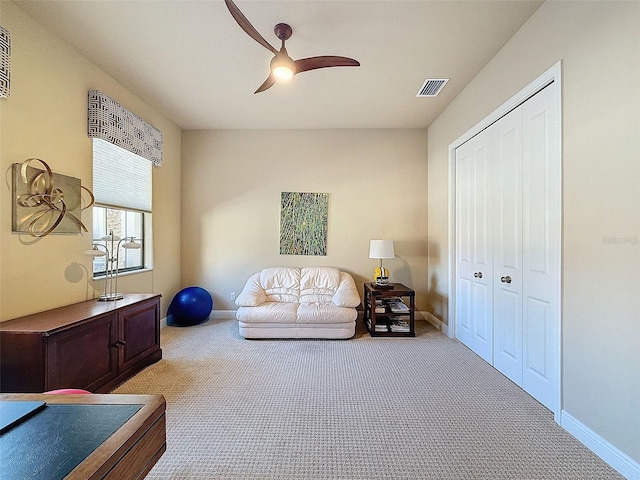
[455,128,494,363]
[521,84,559,411]
[493,107,524,384]
[453,74,560,412]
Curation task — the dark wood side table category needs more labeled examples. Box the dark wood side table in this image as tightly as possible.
[363,283,415,337]
[0,393,166,479]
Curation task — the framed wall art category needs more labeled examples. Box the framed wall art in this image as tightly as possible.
[280,192,328,256]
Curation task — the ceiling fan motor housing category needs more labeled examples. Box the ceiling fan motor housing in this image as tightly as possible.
[274,23,293,41]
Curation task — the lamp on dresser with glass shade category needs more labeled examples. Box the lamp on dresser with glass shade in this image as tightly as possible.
[84,230,141,301]
[369,239,395,287]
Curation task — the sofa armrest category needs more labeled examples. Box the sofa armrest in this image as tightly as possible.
[235,273,267,307]
[332,272,361,308]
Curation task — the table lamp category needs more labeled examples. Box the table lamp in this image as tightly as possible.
[369,239,394,286]
[84,230,142,301]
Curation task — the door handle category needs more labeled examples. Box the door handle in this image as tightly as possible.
[500,276,512,284]
[473,272,483,278]
[109,340,127,348]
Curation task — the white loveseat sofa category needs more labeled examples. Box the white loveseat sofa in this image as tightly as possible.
[235,267,361,339]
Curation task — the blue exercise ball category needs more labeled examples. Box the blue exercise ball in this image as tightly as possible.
[167,286,213,326]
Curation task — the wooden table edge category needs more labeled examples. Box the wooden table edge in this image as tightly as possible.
[0,393,166,480]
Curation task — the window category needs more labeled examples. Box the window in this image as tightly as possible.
[91,138,152,277]
[91,206,144,275]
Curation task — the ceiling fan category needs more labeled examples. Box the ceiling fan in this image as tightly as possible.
[224,0,360,94]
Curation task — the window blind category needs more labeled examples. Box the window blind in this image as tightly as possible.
[92,138,152,212]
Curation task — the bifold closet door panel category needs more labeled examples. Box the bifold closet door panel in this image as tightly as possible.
[521,84,559,411]
[492,106,524,385]
[455,127,494,363]
[454,79,559,412]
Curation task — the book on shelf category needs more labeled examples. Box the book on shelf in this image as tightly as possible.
[388,299,409,313]
[373,298,386,313]
[390,317,410,332]
[367,320,389,333]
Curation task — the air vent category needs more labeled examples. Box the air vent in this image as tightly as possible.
[416,78,449,97]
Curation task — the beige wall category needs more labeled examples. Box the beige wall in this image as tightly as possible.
[0,2,182,320]
[427,0,639,465]
[181,129,428,312]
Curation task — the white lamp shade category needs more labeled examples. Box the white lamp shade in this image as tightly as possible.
[84,247,106,257]
[100,234,121,242]
[369,240,395,259]
[122,239,141,249]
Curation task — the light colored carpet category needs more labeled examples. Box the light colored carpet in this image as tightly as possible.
[114,318,622,479]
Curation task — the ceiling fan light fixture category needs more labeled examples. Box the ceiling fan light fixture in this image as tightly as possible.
[270,51,296,80]
[273,65,294,80]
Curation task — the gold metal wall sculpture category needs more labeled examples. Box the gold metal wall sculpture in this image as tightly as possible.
[11,158,94,237]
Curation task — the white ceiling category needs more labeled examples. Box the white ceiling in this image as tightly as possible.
[14,0,543,130]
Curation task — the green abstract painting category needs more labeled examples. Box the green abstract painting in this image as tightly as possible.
[280,192,328,256]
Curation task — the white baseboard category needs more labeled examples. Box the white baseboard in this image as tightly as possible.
[165,310,436,328]
[209,309,237,319]
[561,410,640,479]
[161,309,236,328]
[424,311,450,337]
[164,310,369,327]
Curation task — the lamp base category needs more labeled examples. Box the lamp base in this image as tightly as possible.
[98,293,124,302]
[374,276,393,289]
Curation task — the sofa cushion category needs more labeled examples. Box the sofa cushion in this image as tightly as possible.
[234,272,266,307]
[238,321,355,339]
[331,272,361,308]
[236,302,298,324]
[299,267,341,304]
[297,303,358,324]
[260,267,300,303]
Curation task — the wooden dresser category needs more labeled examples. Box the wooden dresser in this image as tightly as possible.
[0,294,162,393]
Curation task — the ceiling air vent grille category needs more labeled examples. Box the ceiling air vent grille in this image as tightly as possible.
[416,78,449,97]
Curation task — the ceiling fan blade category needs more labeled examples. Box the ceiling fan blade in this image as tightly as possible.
[255,74,276,94]
[294,56,360,75]
[224,0,278,55]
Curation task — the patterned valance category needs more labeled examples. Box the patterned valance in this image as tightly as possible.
[87,90,163,166]
[0,26,10,98]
